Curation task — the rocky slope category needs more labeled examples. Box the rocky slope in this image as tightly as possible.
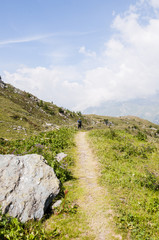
[0,78,86,139]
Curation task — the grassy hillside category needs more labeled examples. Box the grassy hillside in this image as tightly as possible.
[0,80,87,139]
[1,80,159,239]
[1,78,158,140]
[86,114,159,134]
[88,124,159,239]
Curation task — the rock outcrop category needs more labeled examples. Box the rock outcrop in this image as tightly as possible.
[0,154,60,222]
[0,76,6,89]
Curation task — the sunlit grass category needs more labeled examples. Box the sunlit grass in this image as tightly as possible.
[0,128,94,239]
[88,128,159,239]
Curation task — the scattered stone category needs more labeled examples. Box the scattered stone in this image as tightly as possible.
[14,88,23,94]
[30,96,39,102]
[17,126,26,131]
[52,200,62,209]
[55,152,67,162]
[45,123,53,127]
[0,154,60,222]
[150,127,157,131]
[12,126,26,131]
[59,113,67,118]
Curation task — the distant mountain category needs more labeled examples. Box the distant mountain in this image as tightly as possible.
[83,95,159,124]
[0,78,85,139]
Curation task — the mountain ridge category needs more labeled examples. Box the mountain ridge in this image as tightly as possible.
[83,96,159,124]
[1,78,159,139]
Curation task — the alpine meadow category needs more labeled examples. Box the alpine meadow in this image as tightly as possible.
[1,0,159,239]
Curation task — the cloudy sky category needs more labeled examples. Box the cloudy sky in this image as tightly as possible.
[1,0,159,111]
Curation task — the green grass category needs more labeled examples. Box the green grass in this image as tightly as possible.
[0,127,75,239]
[88,128,159,240]
[2,81,159,239]
[0,210,59,240]
[0,127,76,184]
[0,127,94,240]
[45,178,94,240]
[43,132,95,240]
[86,114,159,133]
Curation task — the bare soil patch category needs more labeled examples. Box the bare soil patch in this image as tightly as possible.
[75,131,122,240]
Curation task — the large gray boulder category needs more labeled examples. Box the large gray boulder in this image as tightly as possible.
[0,154,60,222]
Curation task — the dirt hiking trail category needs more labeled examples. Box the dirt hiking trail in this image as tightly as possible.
[75,131,122,240]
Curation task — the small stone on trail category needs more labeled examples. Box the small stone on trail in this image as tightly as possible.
[55,152,67,162]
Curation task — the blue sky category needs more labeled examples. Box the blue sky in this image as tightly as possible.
[1,0,159,111]
[0,0,136,69]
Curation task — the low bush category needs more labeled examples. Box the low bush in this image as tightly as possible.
[0,209,59,240]
[0,127,76,184]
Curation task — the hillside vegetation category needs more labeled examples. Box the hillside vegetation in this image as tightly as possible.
[0,127,81,239]
[1,80,159,239]
[0,80,87,139]
[0,127,95,239]
[88,124,159,239]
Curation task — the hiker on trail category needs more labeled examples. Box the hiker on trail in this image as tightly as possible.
[77,119,82,129]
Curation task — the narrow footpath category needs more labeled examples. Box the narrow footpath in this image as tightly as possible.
[75,131,122,240]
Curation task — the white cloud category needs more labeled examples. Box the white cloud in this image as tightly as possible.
[3,1,159,112]
[0,35,51,45]
[149,0,159,8]
[78,2,159,109]
[79,46,96,57]
[4,66,83,108]
[0,31,94,46]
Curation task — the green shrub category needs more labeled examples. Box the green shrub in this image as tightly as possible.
[76,111,82,117]
[136,131,147,141]
[39,100,43,107]
[0,209,59,239]
[0,128,75,184]
[43,103,48,110]
[140,170,159,191]
[0,127,76,239]
[58,108,64,114]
